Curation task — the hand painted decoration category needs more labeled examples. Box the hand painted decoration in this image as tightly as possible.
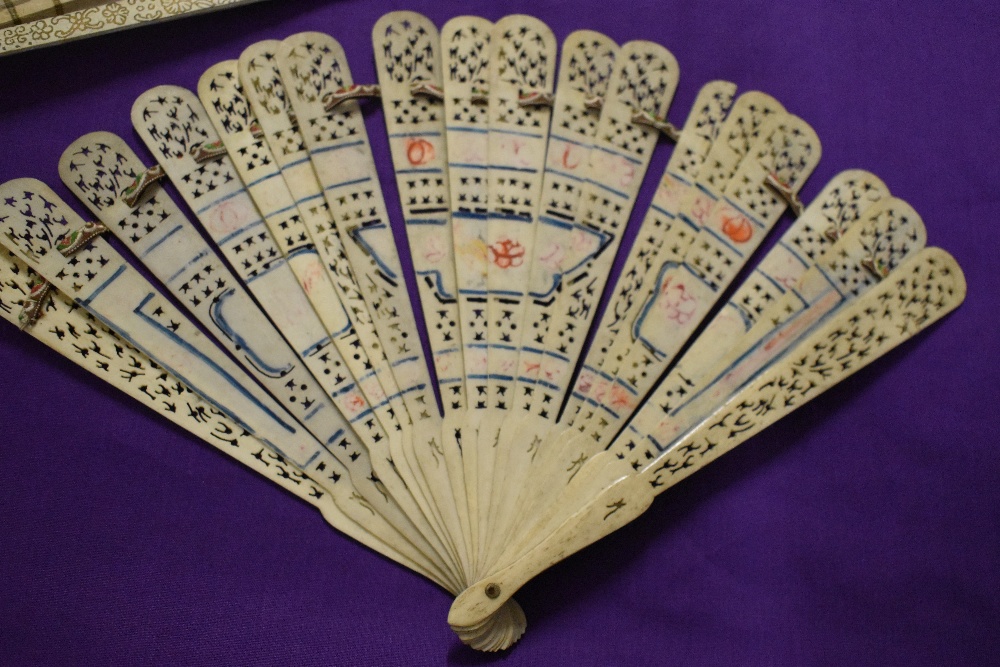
[0,11,966,653]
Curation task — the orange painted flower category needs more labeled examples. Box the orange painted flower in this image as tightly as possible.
[721,212,753,243]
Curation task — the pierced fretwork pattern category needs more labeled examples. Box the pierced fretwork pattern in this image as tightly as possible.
[563,31,617,103]
[276,35,469,580]
[570,95,783,403]
[199,63,405,444]
[724,120,818,223]
[695,171,889,355]
[375,12,465,413]
[670,82,740,180]
[442,16,493,406]
[0,179,326,470]
[514,249,965,599]
[483,15,557,410]
[577,116,821,443]
[516,32,619,407]
[132,86,395,469]
[0,181,117,293]
[525,41,679,419]
[277,32,437,426]
[623,187,916,457]
[0,249,335,514]
[637,248,964,485]
[593,92,783,359]
[568,90,779,426]
[699,91,785,191]
[567,81,736,424]
[60,132,349,438]
[238,40,406,429]
[0,196,450,586]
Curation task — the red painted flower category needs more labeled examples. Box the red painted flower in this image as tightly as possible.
[405,138,435,165]
[489,238,526,269]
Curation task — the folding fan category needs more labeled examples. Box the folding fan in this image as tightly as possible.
[0,10,965,652]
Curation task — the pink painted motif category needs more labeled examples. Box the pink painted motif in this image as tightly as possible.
[422,235,446,264]
[299,258,326,295]
[656,174,686,208]
[689,195,714,226]
[207,198,252,236]
[538,241,565,271]
[589,150,636,188]
[609,384,632,410]
[657,275,698,325]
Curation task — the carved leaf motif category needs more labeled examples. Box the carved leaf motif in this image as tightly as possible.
[495,22,550,88]
[613,47,674,115]
[711,95,784,184]
[445,22,490,84]
[138,94,212,159]
[204,70,254,135]
[380,16,436,84]
[816,173,888,239]
[284,39,344,103]
[563,37,616,98]
[0,186,69,256]
[243,48,289,117]
[65,140,139,206]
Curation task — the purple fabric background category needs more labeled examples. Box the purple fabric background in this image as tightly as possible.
[1,1,998,664]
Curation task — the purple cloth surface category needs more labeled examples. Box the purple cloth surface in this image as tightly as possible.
[1,1,998,664]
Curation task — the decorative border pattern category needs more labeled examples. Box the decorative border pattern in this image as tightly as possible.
[1,0,264,54]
